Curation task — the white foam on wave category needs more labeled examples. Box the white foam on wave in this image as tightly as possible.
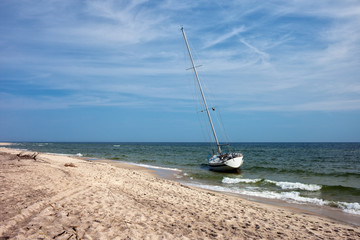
[265,180,322,191]
[76,153,83,157]
[222,177,322,191]
[45,152,73,157]
[36,143,48,147]
[276,191,328,205]
[222,177,262,184]
[187,182,360,215]
[130,162,182,172]
[337,202,360,215]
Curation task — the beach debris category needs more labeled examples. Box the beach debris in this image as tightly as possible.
[64,163,77,168]
[52,226,79,239]
[53,230,66,239]
[17,151,39,160]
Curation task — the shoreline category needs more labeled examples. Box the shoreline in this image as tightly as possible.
[2,145,360,226]
[1,147,359,239]
[2,144,360,225]
[153,166,360,227]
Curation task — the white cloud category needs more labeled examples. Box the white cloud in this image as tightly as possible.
[1,0,359,113]
[239,38,269,64]
[203,26,246,49]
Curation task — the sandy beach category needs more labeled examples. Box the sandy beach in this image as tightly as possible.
[0,147,359,239]
[0,143,13,146]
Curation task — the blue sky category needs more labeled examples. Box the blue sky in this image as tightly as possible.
[1,0,359,142]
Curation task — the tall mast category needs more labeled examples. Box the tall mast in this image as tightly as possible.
[181,27,222,154]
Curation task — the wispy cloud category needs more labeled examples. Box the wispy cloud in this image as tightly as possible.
[239,38,269,64]
[1,0,359,113]
[203,26,246,49]
[234,99,360,112]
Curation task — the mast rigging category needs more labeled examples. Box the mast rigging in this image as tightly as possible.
[181,27,222,154]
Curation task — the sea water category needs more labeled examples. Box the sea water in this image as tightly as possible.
[8,142,360,217]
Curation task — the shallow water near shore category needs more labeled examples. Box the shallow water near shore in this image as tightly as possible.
[7,142,360,221]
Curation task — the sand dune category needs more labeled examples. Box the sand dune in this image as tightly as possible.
[0,147,359,239]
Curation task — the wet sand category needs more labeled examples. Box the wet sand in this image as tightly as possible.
[0,147,359,239]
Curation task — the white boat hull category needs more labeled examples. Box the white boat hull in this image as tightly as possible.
[208,155,243,172]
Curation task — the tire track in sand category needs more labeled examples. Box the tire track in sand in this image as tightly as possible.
[0,184,92,237]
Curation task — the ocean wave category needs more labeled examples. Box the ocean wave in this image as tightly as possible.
[245,166,360,178]
[188,183,360,215]
[265,180,322,191]
[222,177,262,184]
[130,163,182,172]
[337,202,360,215]
[222,177,322,191]
[321,185,360,196]
[44,152,74,157]
[274,191,327,205]
[76,153,83,157]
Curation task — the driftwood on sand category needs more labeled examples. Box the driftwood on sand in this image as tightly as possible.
[16,151,39,160]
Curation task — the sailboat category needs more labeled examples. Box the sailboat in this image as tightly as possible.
[181,27,244,172]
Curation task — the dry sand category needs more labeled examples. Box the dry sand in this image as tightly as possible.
[0,147,359,239]
[0,143,13,146]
